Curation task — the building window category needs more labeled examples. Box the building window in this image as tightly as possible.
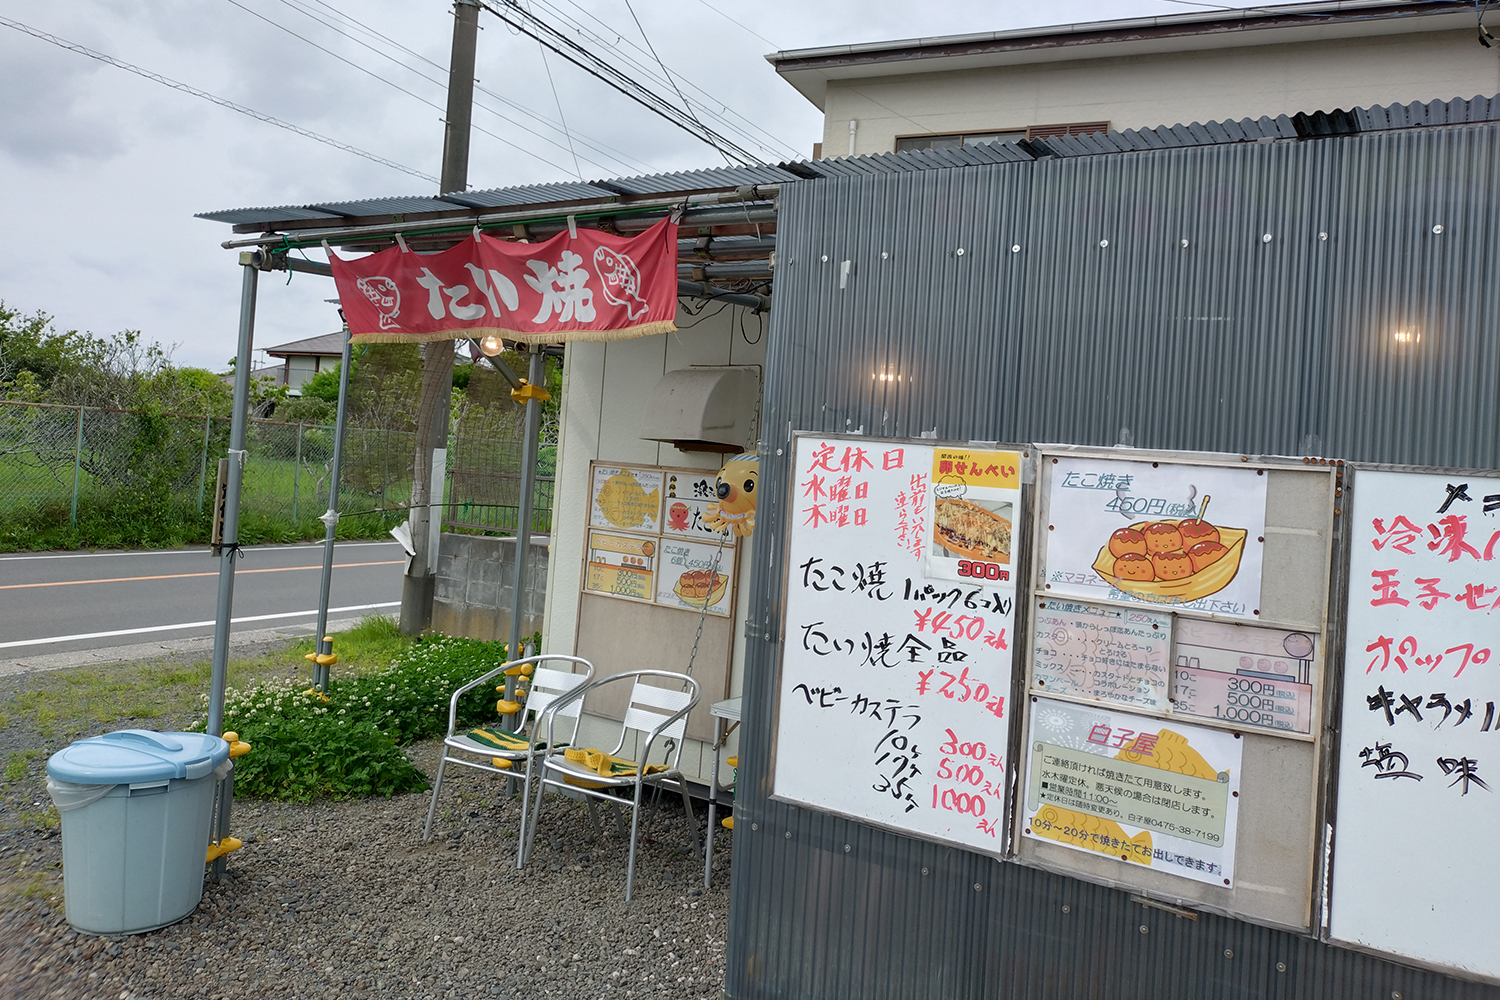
[895,121,1108,153]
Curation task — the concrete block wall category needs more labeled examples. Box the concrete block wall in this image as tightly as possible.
[432,533,550,647]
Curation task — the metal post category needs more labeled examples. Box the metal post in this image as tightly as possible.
[197,413,212,513]
[69,405,84,529]
[502,349,546,730]
[207,253,259,881]
[312,329,353,691]
[440,0,480,197]
[291,423,304,523]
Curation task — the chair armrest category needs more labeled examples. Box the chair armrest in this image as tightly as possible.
[444,662,516,737]
[639,697,699,769]
[536,678,593,751]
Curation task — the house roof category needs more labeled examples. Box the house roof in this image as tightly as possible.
[766,1,1477,109]
[263,331,346,358]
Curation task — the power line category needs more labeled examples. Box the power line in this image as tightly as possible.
[477,0,763,165]
[535,0,799,159]
[687,0,778,49]
[223,0,582,178]
[621,0,732,166]
[284,0,654,174]
[0,14,436,183]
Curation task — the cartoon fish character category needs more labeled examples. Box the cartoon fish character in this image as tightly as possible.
[704,453,758,537]
[595,471,660,530]
[355,275,402,330]
[593,246,649,320]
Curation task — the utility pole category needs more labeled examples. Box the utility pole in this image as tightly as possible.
[399,0,479,634]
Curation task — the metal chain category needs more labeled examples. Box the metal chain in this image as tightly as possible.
[683,528,730,677]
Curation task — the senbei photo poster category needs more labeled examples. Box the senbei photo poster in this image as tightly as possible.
[1042,457,1268,620]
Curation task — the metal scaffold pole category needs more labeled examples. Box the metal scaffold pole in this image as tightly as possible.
[311,326,353,691]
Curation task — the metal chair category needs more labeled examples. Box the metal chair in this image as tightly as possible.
[422,653,595,864]
[522,669,700,901]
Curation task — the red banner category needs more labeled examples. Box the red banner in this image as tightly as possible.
[330,217,678,345]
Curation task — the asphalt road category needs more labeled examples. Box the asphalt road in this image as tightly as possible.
[0,540,406,657]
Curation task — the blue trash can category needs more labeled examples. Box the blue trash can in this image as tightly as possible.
[46,729,230,935]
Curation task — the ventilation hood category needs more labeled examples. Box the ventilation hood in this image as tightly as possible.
[638,366,761,453]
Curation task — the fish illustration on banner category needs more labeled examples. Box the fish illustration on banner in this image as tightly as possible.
[704,453,759,537]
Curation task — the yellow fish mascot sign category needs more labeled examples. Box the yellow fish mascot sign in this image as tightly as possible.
[704,453,758,537]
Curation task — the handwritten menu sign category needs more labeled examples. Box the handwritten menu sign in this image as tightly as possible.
[661,470,728,540]
[1023,698,1242,887]
[1171,619,1316,735]
[590,465,662,533]
[1031,600,1172,711]
[772,435,1022,854]
[1330,469,1500,980]
[1041,457,1266,620]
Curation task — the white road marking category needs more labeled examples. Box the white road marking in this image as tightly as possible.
[0,602,402,649]
[0,540,402,562]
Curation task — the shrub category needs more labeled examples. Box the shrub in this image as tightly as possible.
[206,632,540,801]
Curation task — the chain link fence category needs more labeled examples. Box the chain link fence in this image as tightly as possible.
[0,399,551,550]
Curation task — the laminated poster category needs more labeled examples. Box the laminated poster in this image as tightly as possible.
[1023,698,1243,887]
[1042,456,1267,620]
[1330,469,1500,980]
[661,470,731,540]
[1032,599,1173,712]
[654,535,733,616]
[773,436,1021,854]
[584,530,655,601]
[1171,619,1316,735]
[590,465,662,534]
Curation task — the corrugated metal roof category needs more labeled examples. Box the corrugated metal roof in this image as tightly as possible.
[263,331,345,356]
[592,163,800,196]
[197,94,1500,230]
[441,180,619,208]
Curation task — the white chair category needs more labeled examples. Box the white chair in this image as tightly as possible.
[422,653,594,865]
[522,669,700,902]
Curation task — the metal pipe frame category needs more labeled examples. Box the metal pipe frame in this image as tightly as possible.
[311,326,353,690]
[220,187,779,250]
[502,347,547,729]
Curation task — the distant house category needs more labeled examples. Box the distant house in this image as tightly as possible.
[263,331,345,395]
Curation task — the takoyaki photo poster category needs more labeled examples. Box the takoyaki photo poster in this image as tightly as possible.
[1041,456,1267,621]
[772,434,1023,855]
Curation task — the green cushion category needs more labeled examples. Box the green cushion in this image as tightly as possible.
[465,727,564,753]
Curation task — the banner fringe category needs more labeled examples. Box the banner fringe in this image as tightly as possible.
[350,319,678,346]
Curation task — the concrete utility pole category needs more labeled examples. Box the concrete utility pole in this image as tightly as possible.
[399,0,479,634]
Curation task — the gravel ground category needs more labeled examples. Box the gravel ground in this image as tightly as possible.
[1,693,733,999]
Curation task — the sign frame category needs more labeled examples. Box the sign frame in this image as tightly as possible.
[1323,461,1500,986]
[766,432,1033,858]
[1014,445,1341,933]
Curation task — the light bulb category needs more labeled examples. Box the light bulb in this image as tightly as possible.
[479,334,503,356]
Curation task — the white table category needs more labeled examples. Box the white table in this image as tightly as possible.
[703,696,741,887]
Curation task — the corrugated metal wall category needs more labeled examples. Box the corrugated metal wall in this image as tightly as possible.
[726,124,1500,1000]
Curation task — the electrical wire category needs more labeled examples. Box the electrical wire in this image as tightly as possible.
[534,0,799,159]
[687,0,778,49]
[477,0,763,165]
[0,14,437,183]
[275,0,653,174]
[520,0,583,180]
[224,0,583,179]
[620,0,731,166]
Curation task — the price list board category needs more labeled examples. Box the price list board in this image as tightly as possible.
[771,434,1023,854]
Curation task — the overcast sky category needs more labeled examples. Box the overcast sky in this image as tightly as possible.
[0,0,1256,372]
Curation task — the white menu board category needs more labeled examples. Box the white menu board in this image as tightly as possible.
[1041,457,1267,620]
[1330,468,1500,981]
[1023,698,1243,887]
[1032,599,1172,711]
[1171,619,1316,735]
[773,435,1022,853]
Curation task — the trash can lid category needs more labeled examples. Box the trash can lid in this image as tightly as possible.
[46,729,230,784]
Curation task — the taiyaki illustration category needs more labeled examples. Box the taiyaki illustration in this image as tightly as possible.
[355,275,401,330]
[593,246,649,319]
[703,453,758,537]
[595,471,659,530]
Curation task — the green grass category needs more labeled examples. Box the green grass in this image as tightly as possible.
[0,615,413,736]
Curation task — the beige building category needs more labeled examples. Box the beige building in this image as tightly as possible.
[769,0,1500,157]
